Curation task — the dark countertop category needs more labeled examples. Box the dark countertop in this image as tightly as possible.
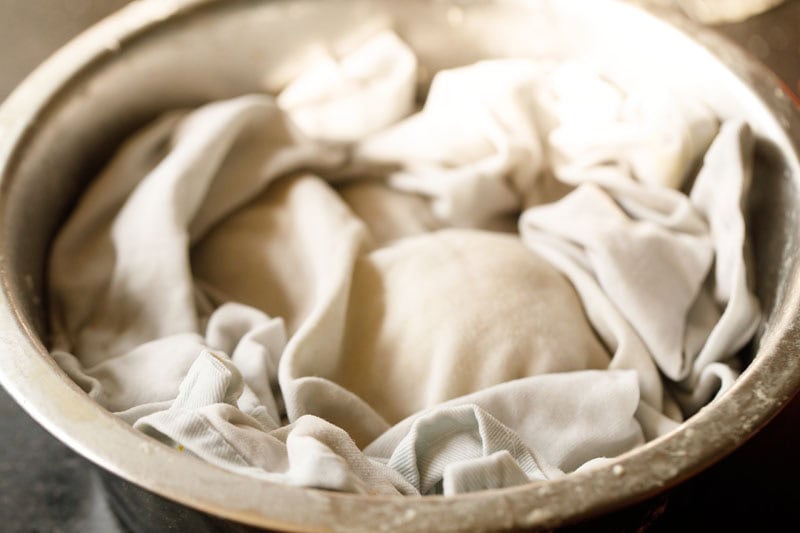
[0,1,798,531]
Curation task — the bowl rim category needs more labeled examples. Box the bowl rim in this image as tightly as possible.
[0,0,799,530]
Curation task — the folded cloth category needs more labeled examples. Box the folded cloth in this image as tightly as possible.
[520,120,759,416]
[278,30,417,143]
[535,62,719,189]
[47,32,759,495]
[336,180,445,247]
[48,95,346,361]
[336,228,612,424]
[193,174,611,439]
[354,59,545,227]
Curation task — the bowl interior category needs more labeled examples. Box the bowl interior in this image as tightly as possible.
[1,0,799,529]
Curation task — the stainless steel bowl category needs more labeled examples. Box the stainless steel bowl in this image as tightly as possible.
[0,0,798,530]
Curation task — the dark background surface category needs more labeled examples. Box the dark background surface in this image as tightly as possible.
[0,1,798,531]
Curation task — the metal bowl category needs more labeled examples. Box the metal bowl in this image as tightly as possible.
[0,0,798,530]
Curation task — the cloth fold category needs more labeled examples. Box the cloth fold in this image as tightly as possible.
[47,31,759,496]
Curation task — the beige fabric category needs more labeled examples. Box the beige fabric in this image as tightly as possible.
[46,31,759,495]
[337,181,444,247]
[195,175,610,426]
[535,62,719,189]
[677,0,786,23]
[192,174,363,335]
[277,31,417,143]
[354,59,544,227]
[337,229,610,423]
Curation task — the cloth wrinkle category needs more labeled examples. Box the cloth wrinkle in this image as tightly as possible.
[47,31,760,496]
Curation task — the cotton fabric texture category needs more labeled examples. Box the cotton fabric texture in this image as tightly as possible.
[48,32,760,496]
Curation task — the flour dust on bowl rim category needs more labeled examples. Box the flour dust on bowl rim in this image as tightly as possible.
[0,0,798,530]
